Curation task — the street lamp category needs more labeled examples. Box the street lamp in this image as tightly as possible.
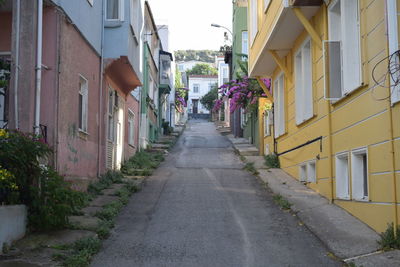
[211,23,233,36]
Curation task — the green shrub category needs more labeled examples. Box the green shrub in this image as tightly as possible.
[29,168,87,230]
[0,130,86,230]
[120,151,164,175]
[378,223,400,250]
[243,162,259,175]
[87,170,123,196]
[62,237,101,267]
[264,154,280,168]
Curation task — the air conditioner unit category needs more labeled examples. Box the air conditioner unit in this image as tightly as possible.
[289,0,323,6]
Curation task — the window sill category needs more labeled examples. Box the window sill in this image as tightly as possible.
[78,129,89,140]
[331,83,367,106]
[105,20,123,28]
[296,114,316,127]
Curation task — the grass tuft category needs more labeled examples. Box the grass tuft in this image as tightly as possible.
[273,194,291,210]
[378,223,400,250]
[243,162,259,175]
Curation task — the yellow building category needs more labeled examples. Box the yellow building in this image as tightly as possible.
[249,0,400,233]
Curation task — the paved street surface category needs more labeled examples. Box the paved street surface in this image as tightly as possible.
[91,120,340,267]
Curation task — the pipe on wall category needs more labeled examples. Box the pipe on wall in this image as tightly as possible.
[34,0,43,135]
[97,0,105,177]
[13,0,21,129]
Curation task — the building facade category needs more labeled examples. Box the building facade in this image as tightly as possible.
[249,0,400,232]
[188,75,218,117]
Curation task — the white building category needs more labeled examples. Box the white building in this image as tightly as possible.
[215,56,230,125]
[188,75,218,115]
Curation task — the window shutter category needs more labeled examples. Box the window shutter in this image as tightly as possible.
[341,0,361,94]
[83,82,88,132]
[335,154,350,199]
[303,42,313,120]
[387,0,400,104]
[295,51,303,125]
[278,75,285,136]
[324,41,342,100]
[273,79,280,137]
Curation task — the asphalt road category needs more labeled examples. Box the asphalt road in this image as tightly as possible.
[91,120,341,267]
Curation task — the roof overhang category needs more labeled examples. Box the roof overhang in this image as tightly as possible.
[105,56,142,95]
[250,5,321,77]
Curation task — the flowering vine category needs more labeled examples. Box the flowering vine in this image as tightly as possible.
[213,76,271,113]
[175,88,188,113]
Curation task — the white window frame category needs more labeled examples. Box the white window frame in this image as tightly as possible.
[242,31,248,56]
[335,151,350,200]
[193,84,200,93]
[299,160,316,183]
[263,110,271,136]
[273,73,285,137]
[351,147,369,201]
[264,0,271,12]
[106,0,124,21]
[327,0,362,99]
[295,38,313,124]
[387,0,400,104]
[78,75,88,133]
[250,0,258,45]
[128,109,135,146]
[108,89,115,142]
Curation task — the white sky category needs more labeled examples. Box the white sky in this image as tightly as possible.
[147,0,233,52]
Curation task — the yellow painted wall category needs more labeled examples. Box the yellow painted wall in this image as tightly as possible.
[251,0,400,233]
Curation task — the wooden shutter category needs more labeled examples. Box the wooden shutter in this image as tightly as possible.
[342,0,361,94]
[335,153,350,199]
[303,41,313,120]
[387,0,400,104]
[323,41,342,100]
[295,50,303,124]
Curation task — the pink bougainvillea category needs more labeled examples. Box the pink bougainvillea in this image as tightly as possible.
[213,77,271,113]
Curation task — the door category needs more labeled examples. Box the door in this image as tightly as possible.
[192,99,199,114]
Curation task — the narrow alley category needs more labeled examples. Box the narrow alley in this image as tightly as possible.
[91,120,339,267]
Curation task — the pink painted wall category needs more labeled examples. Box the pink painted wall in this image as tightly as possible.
[0,12,12,52]
[124,93,140,160]
[40,7,58,164]
[56,17,102,182]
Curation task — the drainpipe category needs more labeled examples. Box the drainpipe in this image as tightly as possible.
[13,0,21,129]
[34,0,43,135]
[97,0,105,177]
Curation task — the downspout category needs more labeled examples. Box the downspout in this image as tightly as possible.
[34,0,43,135]
[97,0,105,177]
[13,0,21,129]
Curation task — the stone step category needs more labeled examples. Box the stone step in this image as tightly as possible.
[234,144,259,156]
[89,195,120,207]
[68,216,102,231]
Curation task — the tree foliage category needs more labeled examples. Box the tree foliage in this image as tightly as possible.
[186,63,218,76]
[200,86,218,111]
[174,50,221,63]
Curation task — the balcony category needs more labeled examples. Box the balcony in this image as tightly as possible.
[159,51,173,95]
[249,0,322,77]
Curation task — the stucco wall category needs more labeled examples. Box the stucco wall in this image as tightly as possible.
[0,205,27,254]
[57,17,101,182]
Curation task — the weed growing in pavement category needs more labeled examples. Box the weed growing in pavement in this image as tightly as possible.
[378,223,400,250]
[121,151,164,175]
[264,154,280,168]
[346,262,364,267]
[87,170,124,196]
[62,237,101,267]
[243,162,259,175]
[273,194,292,210]
[240,155,246,162]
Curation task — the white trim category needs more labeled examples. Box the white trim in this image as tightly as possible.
[264,0,271,13]
[250,0,258,45]
[351,147,369,201]
[387,0,400,104]
[106,0,124,21]
[78,74,89,133]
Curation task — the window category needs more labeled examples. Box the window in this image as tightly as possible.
[295,39,313,124]
[250,0,258,44]
[107,0,123,20]
[273,73,285,137]
[351,148,368,201]
[264,110,271,136]
[128,110,135,146]
[242,31,248,56]
[299,161,316,183]
[148,75,154,100]
[108,89,115,141]
[387,0,400,104]
[193,84,199,93]
[326,0,361,99]
[264,0,271,12]
[335,152,350,199]
[240,108,246,128]
[78,75,88,132]
[130,0,141,39]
